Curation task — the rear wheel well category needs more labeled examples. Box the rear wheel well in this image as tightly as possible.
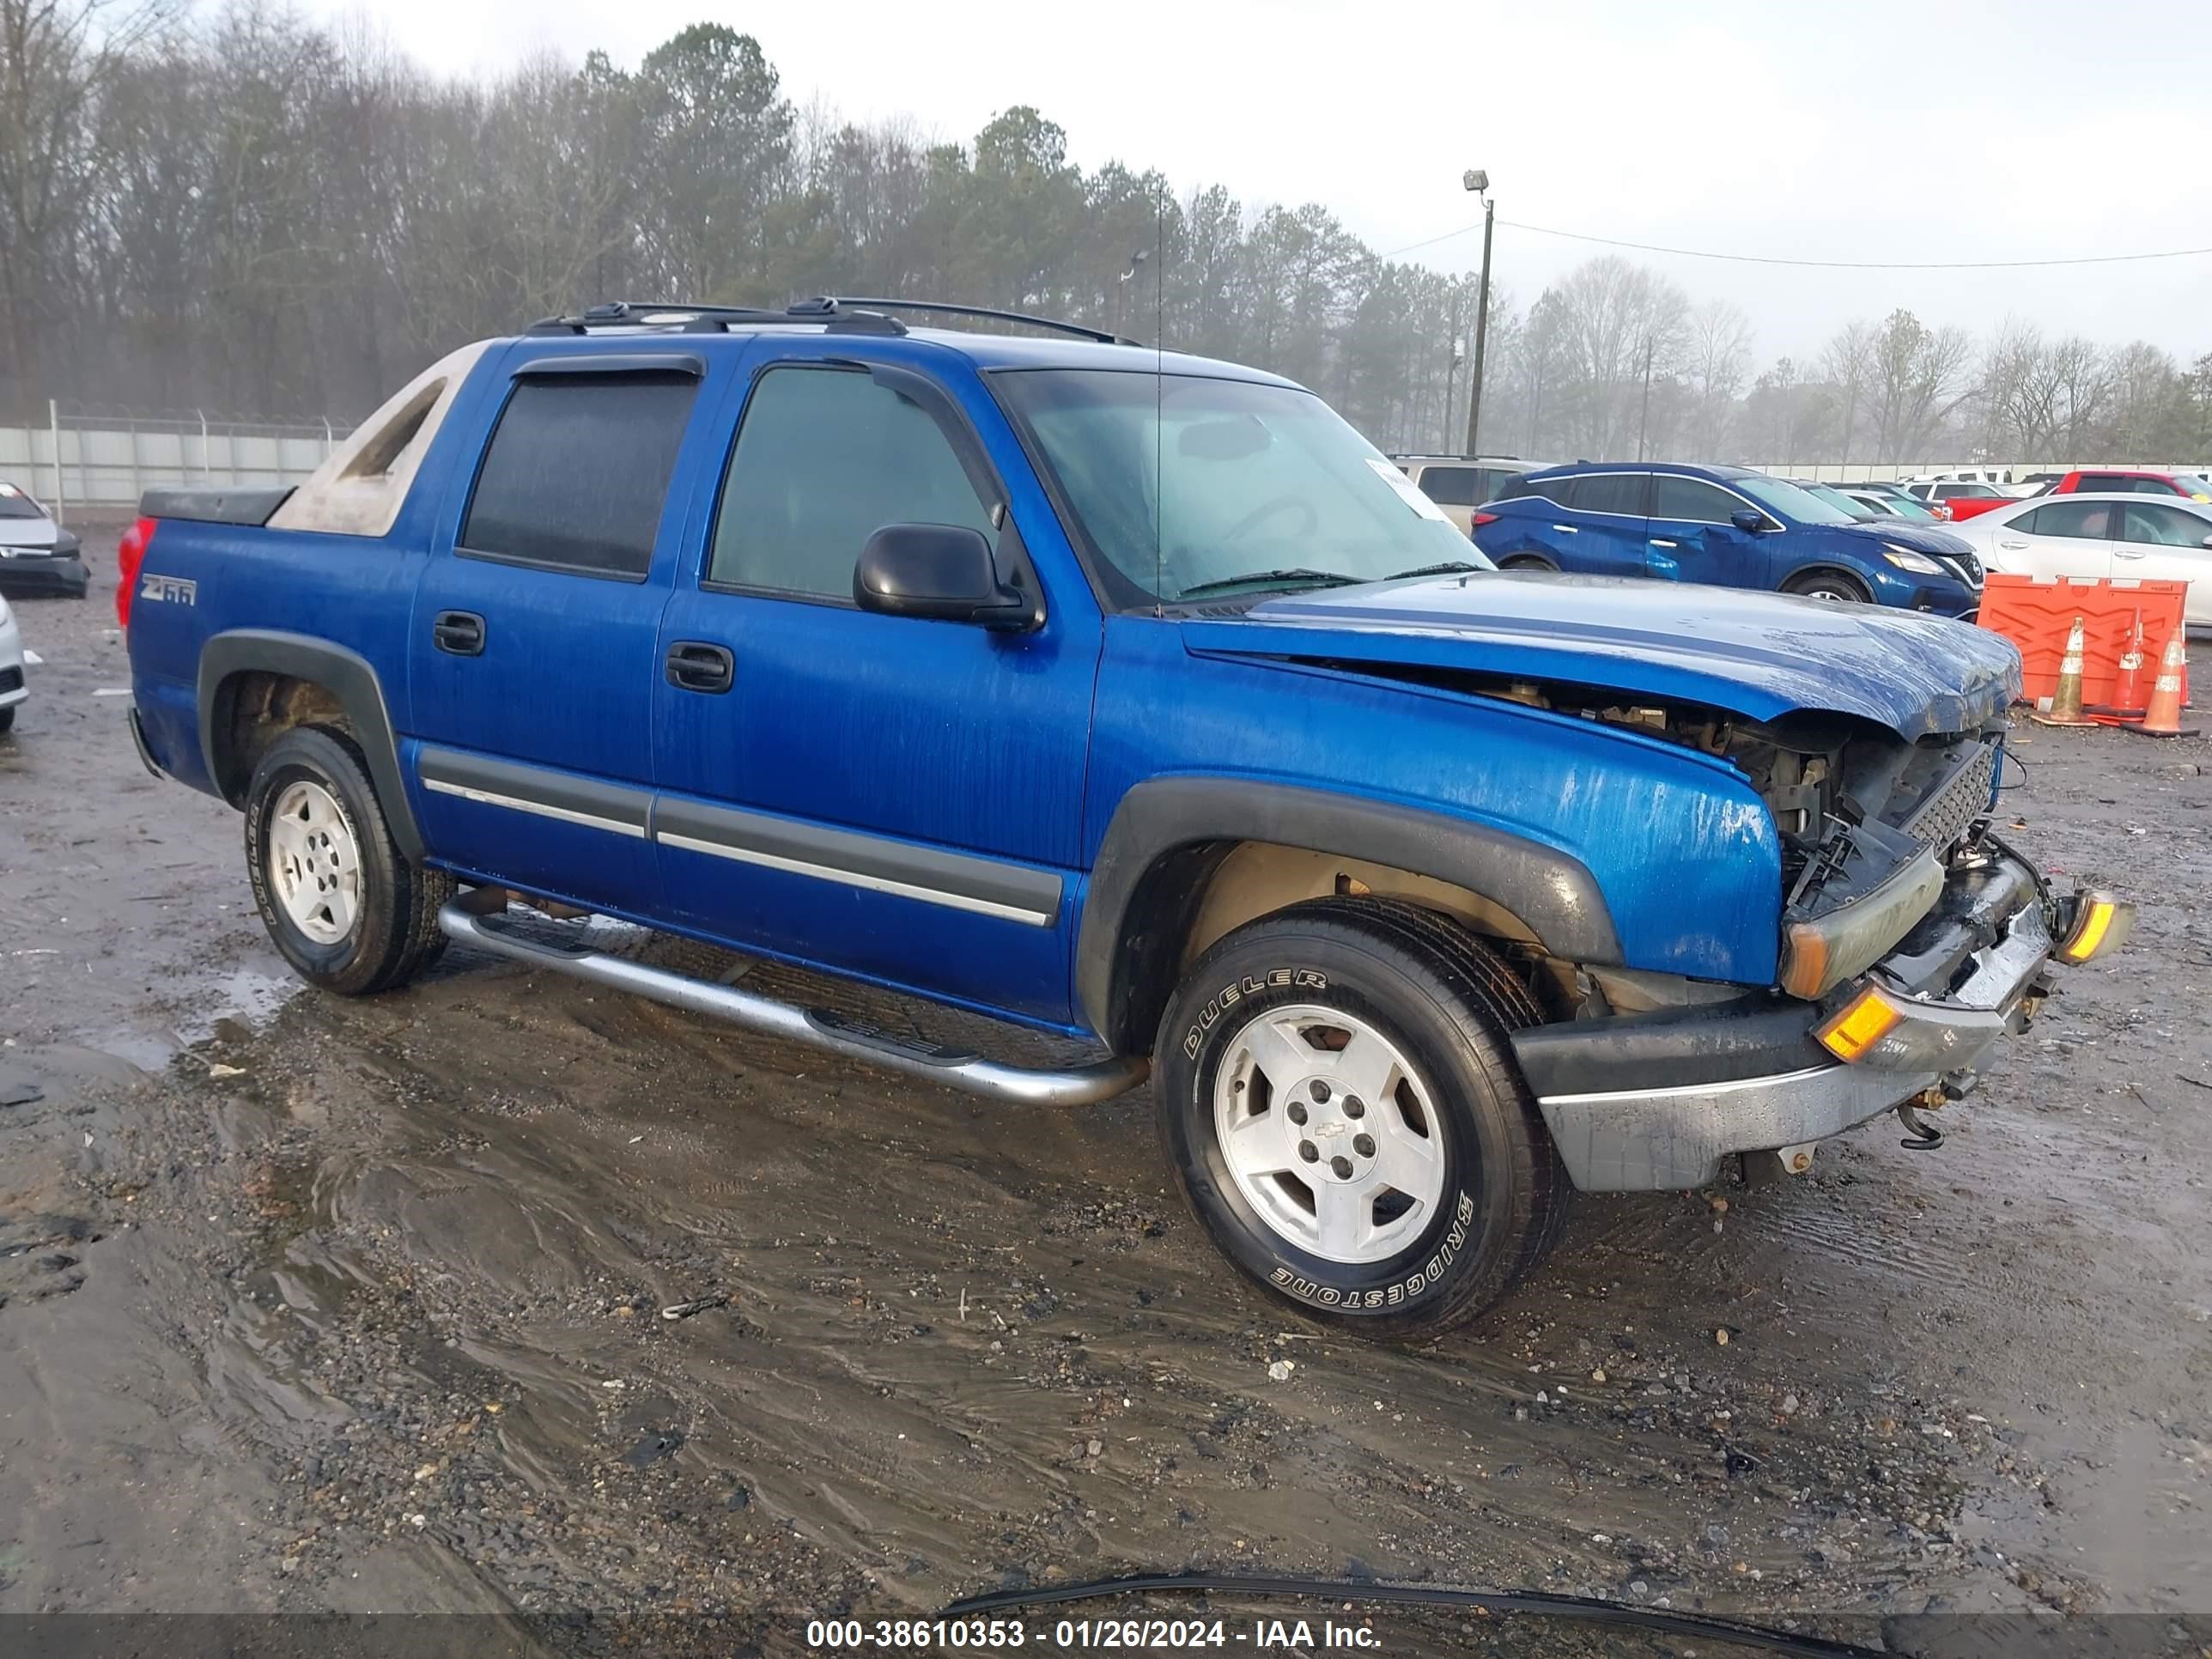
[1107,839,1565,1053]
[209,672,353,806]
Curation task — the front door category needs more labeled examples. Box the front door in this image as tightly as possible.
[1644,474,1771,590]
[1990,500,2118,585]
[407,349,716,915]
[2114,501,2212,626]
[650,340,1102,1027]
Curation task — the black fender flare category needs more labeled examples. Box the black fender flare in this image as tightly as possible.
[196,629,422,860]
[1075,776,1622,1052]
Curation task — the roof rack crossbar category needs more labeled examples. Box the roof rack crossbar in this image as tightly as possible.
[524,299,906,337]
[823,297,1133,346]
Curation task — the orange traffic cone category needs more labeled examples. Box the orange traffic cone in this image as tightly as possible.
[2130,632,2196,738]
[2090,611,2148,724]
[2033,616,2094,726]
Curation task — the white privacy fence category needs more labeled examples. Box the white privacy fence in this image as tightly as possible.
[0,404,354,519]
[1745,459,2211,484]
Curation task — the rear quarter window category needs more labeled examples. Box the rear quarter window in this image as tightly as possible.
[459,372,700,579]
[1413,466,1478,506]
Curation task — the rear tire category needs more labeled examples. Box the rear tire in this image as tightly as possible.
[1783,569,1870,603]
[1499,555,1556,573]
[244,723,453,995]
[1154,896,1569,1341]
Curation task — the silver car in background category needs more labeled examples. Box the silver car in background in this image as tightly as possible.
[0,479,90,599]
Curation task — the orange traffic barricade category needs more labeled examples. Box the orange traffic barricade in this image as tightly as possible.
[1977,576,2188,714]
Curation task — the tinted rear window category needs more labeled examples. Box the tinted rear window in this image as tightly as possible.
[461,373,699,578]
[1413,466,1478,506]
[1572,472,1650,516]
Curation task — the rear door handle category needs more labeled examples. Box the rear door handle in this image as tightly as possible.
[1997,539,2028,550]
[665,641,734,694]
[1551,523,1580,534]
[2114,549,2148,560]
[432,610,484,656]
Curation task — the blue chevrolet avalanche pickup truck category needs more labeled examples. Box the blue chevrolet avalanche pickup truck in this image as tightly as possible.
[118,299,2130,1339]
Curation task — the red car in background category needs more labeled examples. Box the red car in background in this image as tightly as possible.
[1902,479,2016,521]
[2035,467,2212,502]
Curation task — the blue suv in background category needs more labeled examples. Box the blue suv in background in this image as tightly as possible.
[1471,463,1983,615]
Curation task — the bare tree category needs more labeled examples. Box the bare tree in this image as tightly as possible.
[1682,299,1753,459]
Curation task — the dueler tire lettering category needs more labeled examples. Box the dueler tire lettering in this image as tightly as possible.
[1182,967,1328,1059]
[1153,897,1569,1342]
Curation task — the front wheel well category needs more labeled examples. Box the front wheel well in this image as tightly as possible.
[208,671,353,805]
[1780,564,1874,601]
[1103,839,1567,1054]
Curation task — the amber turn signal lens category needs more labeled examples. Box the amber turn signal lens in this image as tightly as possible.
[1815,986,1904,1063]
[2057,892,2133,963]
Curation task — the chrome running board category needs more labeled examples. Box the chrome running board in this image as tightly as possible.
[436,903,1148,1107]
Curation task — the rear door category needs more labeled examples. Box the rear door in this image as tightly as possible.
[1644,474,1771,590]
[406,349,715,915]
[2114,501,2212,623]
[1990,499,2118,583]
[1547,471,1650,576]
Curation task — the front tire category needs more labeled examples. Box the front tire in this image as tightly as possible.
[244,724,454,995]
[1155,897,1569,1340]
[1783,569,1870,603]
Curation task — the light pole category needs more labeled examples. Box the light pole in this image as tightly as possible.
[1462,168,1493,458]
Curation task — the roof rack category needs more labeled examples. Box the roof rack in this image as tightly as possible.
[823,297,1133,346]
[523,296,1139,348]
[525,299,906,337]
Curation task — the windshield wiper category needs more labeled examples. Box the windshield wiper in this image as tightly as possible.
[1387,559,1486,580]
[1174,568,1362,599]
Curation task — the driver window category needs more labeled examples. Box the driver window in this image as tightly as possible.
[708,366,995,600]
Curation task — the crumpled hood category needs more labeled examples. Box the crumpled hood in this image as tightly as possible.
[1834,517,1976,557]
[1189,571,2021,740]
[0,515,60,549]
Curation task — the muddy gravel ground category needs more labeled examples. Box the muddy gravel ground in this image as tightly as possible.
[2,568,2209,1657]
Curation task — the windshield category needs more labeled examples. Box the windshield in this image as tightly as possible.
[0,483,46,520]
[1872,491,1938,520]
[1802,483,1877,521]
[1735,475,1858,525]
[2175,474,2212,498]
[994,369,1492,605]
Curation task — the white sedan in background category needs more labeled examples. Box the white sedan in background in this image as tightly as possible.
[0,594,26,735]
[1943,491,2212,625]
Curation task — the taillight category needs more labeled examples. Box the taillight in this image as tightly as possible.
[1470,511,1500,527]
[115,516,155,629]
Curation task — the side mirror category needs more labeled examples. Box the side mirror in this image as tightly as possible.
[1730,508,1767,533]
[2200,533,2212,550]
[854,522,1031,629]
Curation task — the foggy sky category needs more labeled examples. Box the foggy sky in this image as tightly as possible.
[309,0,2212,365]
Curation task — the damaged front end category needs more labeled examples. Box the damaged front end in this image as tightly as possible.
[1505,696,2132,1192]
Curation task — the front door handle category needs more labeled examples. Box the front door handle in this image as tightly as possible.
[1551,523,1580,534]
[433,610,484,656]
[1649,538,1680,549]
[665,641,734,694]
